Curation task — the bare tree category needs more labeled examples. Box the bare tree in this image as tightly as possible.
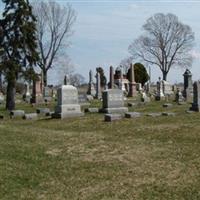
[128,13,194,81]
[33,1,76,86]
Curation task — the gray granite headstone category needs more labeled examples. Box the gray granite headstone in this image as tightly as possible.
[101,89,128,113]
[190,81,200,112]
[52,85,84,119]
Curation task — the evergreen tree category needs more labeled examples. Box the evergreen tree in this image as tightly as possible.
[0,0,39,110]
[127,63,149,86]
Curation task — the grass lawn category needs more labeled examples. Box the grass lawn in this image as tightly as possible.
[1,99,200,199]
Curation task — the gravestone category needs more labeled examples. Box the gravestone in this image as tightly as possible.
[23,83,31,103]
[183,69,193,102]
[101,89,128,113]
[31,74,44,104]
[155,77,165,100]
[128,64,137,97]
[109,66,114,89]
[175,88,185,104]
[43,86,53,102]
[162,80,173,95]
[190,81,200,112]
[52,85,84,119]
[95,72,101,99]
[87,70,96,97]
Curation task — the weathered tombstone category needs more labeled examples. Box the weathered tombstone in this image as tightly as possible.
[162,80,173,95]
[183,69,193,102]
[52,85,84,119]
[128,64,137,97]
[43,86,52,102]
[31,74,44,104]
[141,92,150,103]
[155,77,165,100]
[175,88,185,104]
[23,83,31,103]
[101,89,128,113]
[87,70,96,97]
[109,66,114,89]
[95,72,101,99]
[190,81,200,112]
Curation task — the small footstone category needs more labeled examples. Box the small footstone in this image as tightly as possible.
[163,103,173,108]
[162,112,176,116]
[147,113,162,117]
[36,108,50,115]
[186,110,195,114]
[23,113,38,120]
[178,102,186,105]
[10,110,25,118]
[85,107,99,113]
[127,102,137,107]
[104,114,123,122]
[125,112,141,118]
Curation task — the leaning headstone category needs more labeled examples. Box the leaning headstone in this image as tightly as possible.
[101,89,128,114]
[23,113,38,120]
[52,85,84,119]
[10,110,25,118]
[183,69,193,102]
[87,70,96,97]
[104,114,123,122]
[190,81,200,112]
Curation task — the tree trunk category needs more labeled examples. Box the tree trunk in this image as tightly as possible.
[162,71,168,81]
[6,80,16,111]
[43,69,47,87]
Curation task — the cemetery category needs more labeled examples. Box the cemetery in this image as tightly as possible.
[1,0,200,199]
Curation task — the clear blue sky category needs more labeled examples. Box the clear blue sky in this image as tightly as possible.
[1,0,200,84]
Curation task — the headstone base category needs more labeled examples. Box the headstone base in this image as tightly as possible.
[104,114,123,122]
[52,104,84,119]
[101,107,128,114]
